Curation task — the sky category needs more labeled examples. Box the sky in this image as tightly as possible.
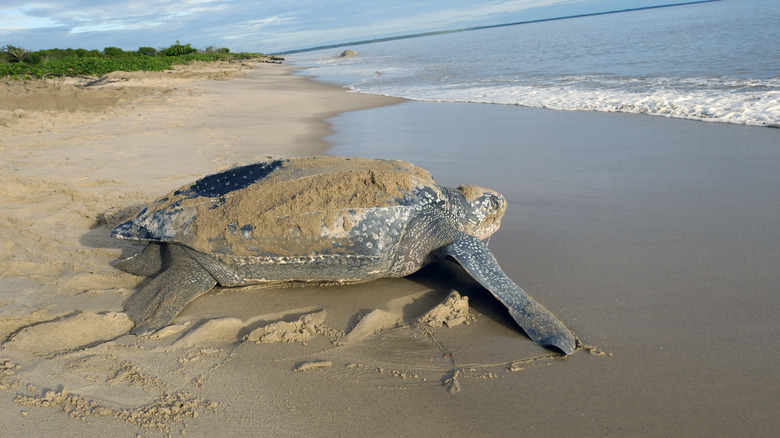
[1,1,702,54]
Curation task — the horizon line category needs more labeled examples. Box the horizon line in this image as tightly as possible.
[275,0,721,55]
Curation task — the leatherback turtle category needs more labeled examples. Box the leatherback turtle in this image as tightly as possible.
[111,157,576,354]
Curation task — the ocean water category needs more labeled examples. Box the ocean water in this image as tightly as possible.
[292,0,779,127]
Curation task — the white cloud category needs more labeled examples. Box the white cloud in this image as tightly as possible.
[1,0,594,52]
[0,5,58,30]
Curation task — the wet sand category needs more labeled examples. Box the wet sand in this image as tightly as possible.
[329,102,780,436]
[1,61,778,437]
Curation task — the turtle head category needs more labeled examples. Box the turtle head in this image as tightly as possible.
[447,185,506,240]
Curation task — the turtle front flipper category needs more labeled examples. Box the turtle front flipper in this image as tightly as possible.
[123,244,217,335]
[443,234,577,355]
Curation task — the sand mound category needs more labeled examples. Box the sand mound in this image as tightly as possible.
[340,309,402,345]
[415,291,474,327]
[245,310,332,344]
[2,312,132,356]
[0,80,158,113]
[169,317,247,348]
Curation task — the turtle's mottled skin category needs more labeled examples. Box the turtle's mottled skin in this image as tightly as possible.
[112,157,576,354]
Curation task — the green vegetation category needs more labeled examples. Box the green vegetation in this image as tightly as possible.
[0,41,262,79]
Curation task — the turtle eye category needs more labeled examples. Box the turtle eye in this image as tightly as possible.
[489,196,499,211]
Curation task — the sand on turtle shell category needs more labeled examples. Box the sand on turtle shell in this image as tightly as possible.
[456,184,491,202]
[150,157,437,255]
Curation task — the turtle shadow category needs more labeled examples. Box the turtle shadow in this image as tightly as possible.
[406,261,518,329]
[78,203,149,259]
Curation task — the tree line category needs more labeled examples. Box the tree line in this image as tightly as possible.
[1,41,261,79]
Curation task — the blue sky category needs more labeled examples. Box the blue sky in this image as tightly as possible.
[1,1,695,53]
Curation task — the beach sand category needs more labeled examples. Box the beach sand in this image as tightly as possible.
[1,61,778,437]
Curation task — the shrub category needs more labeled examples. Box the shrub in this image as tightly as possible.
[26,52,44,65]
[205,46,230,54]
[162,41,197,56]
[138,46,157,56]
[103,47,125,57]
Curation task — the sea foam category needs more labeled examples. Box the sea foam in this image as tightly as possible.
[347,76,780,127]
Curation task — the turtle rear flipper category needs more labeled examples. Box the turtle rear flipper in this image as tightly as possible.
[123,244,217,335]
[444,234,577,355]
[116,241,165,277]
